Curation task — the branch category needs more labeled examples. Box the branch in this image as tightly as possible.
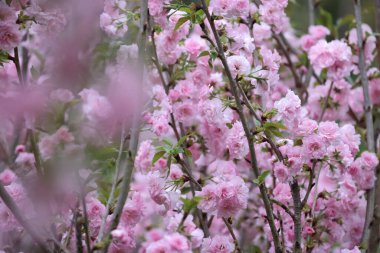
[290,179,302,253]
[0,182,49,252]
[199,2,282,252]
[99,1,147,251]
[97,123,126,242]
[12,47,24,85]
[270,198,295,221]
[222,217,241,253]
[273,34,303,91]
[353,0,377,250]
[301,163,315,209]
[318,82,334,123]
[370,0,380,251]
[308,0,315,26]
[74,206,83,253]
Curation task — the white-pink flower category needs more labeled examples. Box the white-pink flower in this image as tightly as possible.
[227,55,251,78]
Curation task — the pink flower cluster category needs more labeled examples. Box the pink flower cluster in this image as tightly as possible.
[0,2,21,51]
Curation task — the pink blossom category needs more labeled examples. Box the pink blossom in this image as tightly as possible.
[50,89,74,103]
[39,135,58,160]
[216,176,249,217]
[148,0,168,16]
[166,233,190,251]
[300,34,317,51]
[274,90,301,120]
[15,152,35,168]
[196,184,218,214]
[302,134,326,159]
[341,246,361,253]
[225,121,249,160]
[359,151,379,170]
[0,2,17,23]
[110,227,136,252]
[55,126,74,143]
[309,25,330,40]
[261,46,281,72]
[86,197,106,219]
[135,140,154,173]
[227,55,251,78]
[169,164,183,181]
[190,228,204,248]
[146,238,171,253]
[318,121,339,142]
[273,183,291,204]
[0,169,16,186]
[79,88,113,123]
[296,118,318,136]
[210,0,250,17]
[15,145,25,154]
[274,163,289,183]
[201,235,234,253]
[148,172,169,206]
[259,0,289,33]
[253,22,271,44]
[309,40,352,80]
[0,21,21,51]
[339,124,361,155]
[185,35,208,61]
[121,193,145,226]
[370,78,380,106]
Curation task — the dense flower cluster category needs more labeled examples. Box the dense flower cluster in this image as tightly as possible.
[0,0,379,252]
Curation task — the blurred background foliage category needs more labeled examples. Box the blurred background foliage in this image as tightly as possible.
[287,0,376,35]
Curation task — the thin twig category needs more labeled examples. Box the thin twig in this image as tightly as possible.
[273,34,303,90]
[222,217,241,253]
[79,185,91,253]
[74,206,84,253]
[270,198,295,221]
[97,123,126,242]
[12,47,24,85]
[318,82,334,122]
[353,1,376,250]
[370,0,380,251]
[301,163,316,209]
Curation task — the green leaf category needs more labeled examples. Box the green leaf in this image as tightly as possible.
[174,16,189,31]
[253,170,271,185]
[30,66,40,80]
[167,155,172,170]
[176,135,188,147]
[198,50,210,58]
[0,50,9,66]
[210,51,218,60]
[181,196,202,213]
[336,14,355,30]
[262,108,278,120]
[263,121,286,130]
[184,148,192,157]
[152,151,166,165]
[178,6,192,14]
[163,139,173,147]
[318,8,334,36]
[194,9,205,24]
[248,245,263,253]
